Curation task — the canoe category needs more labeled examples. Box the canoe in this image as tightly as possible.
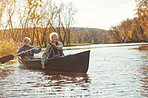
[18,50,90,73]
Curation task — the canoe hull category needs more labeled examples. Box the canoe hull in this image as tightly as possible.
[19,50,90,73]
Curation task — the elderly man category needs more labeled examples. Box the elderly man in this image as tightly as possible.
[18,37,42,60]
[41,32,64,69]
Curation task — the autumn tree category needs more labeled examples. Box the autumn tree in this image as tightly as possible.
[0,0,8,27]
[109,26,124,43]
[75,30,85,43]
[136,0,148,41]
[50,2,77,46]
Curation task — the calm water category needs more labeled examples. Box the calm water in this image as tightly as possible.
[0,43,148,97]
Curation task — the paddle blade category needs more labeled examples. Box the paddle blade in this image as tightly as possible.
[0,55,14,64]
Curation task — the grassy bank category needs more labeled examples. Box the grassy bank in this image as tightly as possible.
[0,39,21,64]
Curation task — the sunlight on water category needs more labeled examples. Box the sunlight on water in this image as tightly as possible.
[0,43,148,97]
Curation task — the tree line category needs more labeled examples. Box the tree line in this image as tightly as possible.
[73,0,147,44]
[75,0,147,44]
[0,0,147,46]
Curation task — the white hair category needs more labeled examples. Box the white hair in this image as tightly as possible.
[24,37,31,43]
[49,32,58,41]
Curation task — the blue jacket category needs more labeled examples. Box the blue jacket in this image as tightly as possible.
[18,45,41,57]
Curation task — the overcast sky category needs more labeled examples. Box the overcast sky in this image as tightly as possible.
[53,0,136,30]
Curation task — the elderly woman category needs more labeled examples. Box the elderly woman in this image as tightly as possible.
[41,32,64,69]
[18,37,42,60]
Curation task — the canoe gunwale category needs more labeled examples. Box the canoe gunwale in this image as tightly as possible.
[19,50,90,62]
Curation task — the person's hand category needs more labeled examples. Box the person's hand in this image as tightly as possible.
[42,64,45,69]
[51,43,57,48]
[40,45,43,49]
[21,51,25,54]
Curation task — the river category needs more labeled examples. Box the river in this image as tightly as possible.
[0,43,148,97]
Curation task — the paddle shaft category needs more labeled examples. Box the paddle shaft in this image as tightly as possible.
[14,46,40,56]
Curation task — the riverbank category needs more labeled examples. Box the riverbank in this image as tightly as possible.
[138,45,148,51]
[0,40,21,58]
[0,39,21,65]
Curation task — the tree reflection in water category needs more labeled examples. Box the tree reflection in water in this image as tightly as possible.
[137,51,148,97]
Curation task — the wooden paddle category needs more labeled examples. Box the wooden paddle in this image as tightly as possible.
[0,46,40,64]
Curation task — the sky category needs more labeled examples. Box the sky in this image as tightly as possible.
[53,0,137,30]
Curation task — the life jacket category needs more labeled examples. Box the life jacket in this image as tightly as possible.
[48,42,64,58]
[20,45,34,57]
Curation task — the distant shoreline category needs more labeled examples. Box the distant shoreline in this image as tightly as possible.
[64,43,92,47]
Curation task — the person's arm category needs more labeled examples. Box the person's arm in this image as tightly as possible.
[56,42,63,50]
[41,44,51,65]
[17,46,23,54]
[33,46,42,54]
[41,44,51,69]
